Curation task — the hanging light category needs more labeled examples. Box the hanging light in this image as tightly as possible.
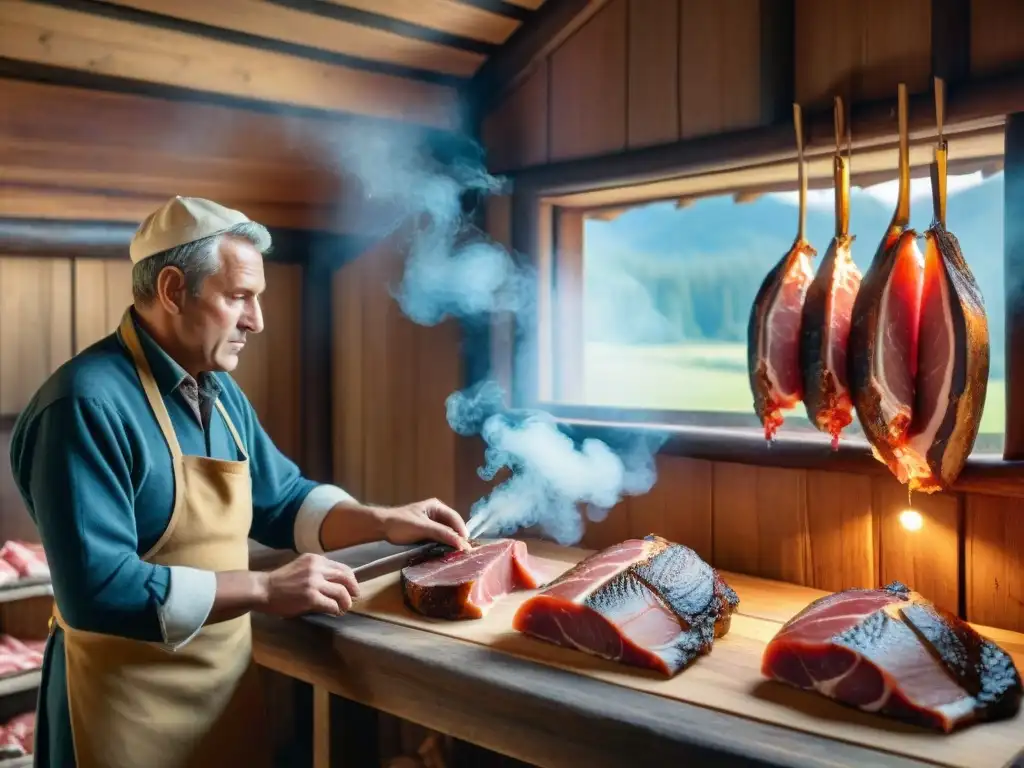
[899,508,924,532]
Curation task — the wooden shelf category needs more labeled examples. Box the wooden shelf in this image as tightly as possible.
[0,582,51,605]
[0,671,40,699]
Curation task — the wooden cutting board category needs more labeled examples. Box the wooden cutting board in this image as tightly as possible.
[347,539,1024,768]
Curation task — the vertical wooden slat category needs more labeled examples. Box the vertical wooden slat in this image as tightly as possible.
[104,259,133,329]
[874,475,960,614]
[386,249,418,507]
[361,242,394,505]
[333,260,365,498]
[480,60,550,171]
[262,263,303,461]
[581,498,632,550]
[754,467,810,585]
[414,318,461,506]
[627,0,680,148]
[301,254,334,483]
[805,471,876,592]
[931,0,971,86]
[965,493,1024,632]
[73,260,109,351]
[712,464,810,583]
[73,257,132,353]
[0,257,73,414]
[794,0,932,109]
[679,0,761,139]
[549,0,628,161]
[758,0,795,126]
[970,0,1024,77]
[711,462,759,574]
[647,456,713,562]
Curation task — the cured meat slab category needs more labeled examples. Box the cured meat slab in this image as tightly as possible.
[331,539,1024,768]
[899,105,990,492]
[800,100,862,448]
[512,536,738,676]
[748,239,816,441]
[401,539,540,620]
[748,104,816,442]
[761,582,1021,732]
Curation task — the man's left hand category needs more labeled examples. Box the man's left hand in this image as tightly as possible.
[381,498,471,551]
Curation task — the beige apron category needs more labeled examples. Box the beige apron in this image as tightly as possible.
[50,310,272,768]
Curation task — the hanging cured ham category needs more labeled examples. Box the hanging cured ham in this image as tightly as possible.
[799,97,863,448]
[748,104,816,441]
[899,79,990,492]
[848,84,927,479]
[849,80,989,491]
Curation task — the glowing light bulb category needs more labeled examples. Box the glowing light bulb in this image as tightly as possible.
[899,509,923,532]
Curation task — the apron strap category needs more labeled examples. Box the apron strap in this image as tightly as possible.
[118,310,184,463]
[214,400,248,461]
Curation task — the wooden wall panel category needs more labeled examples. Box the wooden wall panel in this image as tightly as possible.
[970,0,1024,78]
[0,79,405,235]
[481,60,550,172]
[484,0,766,170]
[549,0,628,161]
[874,475,961,615]
[794,0,932,110]
[678,0,761,139]
[627,0,680,148]
[330,243,461,509]
[966,494,1024,632]
[73,258,134,352]
[0,257,73,415]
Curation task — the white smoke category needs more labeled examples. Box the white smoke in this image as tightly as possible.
[326,121,661,545]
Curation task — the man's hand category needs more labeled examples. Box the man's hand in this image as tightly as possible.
[260,553,360,617]
[381,498,471,551]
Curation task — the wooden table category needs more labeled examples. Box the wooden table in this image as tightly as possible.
[250,541,1024,768]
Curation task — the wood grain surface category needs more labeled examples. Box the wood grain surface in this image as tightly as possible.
[322,538,1024,768]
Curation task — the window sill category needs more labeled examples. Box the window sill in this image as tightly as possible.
[550,411,1024,499]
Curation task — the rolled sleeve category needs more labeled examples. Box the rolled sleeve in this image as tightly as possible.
[159,566,217,650]
[11,397,200,648]
[293,484,356,555]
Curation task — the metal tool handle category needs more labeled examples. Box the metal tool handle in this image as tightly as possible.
[350,542,438,582]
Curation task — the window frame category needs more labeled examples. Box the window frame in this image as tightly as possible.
[501,112,1024,497]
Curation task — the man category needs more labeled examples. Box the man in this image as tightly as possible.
[9,196,470,768]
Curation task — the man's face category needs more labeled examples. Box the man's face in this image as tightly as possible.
[179,236,266,373]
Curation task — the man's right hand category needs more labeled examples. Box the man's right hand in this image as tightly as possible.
[260,553,360,618]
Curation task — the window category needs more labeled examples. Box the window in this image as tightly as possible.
[540,152,1006,455]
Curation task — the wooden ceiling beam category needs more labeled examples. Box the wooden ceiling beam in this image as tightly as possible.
[89,0,484,80]
[0,0,464,131]
[309,0,518,48]
[466,0,611,119]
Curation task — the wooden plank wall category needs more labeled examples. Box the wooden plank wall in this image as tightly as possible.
[330,233,463,511]
[477,0,1024,640]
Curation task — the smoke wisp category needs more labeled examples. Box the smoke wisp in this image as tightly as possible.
[329,121,662,545]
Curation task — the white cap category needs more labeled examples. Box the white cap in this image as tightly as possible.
[129,196,271,263]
